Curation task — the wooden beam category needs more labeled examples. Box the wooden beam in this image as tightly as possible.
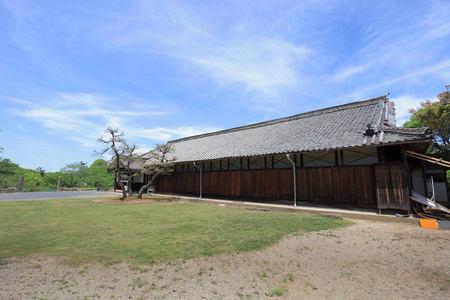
[406,150,450,168]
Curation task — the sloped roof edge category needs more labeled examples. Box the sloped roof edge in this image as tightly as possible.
[169,94,389,144]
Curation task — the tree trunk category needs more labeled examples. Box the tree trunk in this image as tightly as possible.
[127,177,132,197]
[137,172,161,198]
[118,181,126,199]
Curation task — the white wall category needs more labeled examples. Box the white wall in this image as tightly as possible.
[342,147,378,165]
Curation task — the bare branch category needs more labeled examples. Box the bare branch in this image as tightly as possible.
[137,143,177,198]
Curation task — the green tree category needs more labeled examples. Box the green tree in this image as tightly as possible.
[60,161,88,188]
[86,159,114,188]
[0,159,46,191]
[17,168,45,191]
[42,172,64,189]
[0,158,19,188]
[35,167,45,177]
[403,85,450,160]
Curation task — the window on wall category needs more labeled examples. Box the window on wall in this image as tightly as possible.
[211,160,220,171]
[303,151,335,167]
[249,156,265,169]
[221,159,229,170]
[188,163,197,172]
[273,154,292,168]
[342,147,378,165]
[175,164,184,172]
[202,162,211,171]
[229,158,240,170]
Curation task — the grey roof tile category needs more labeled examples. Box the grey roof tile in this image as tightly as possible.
[168,95,434,163]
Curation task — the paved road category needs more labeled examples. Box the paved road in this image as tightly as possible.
[0,191,117,201]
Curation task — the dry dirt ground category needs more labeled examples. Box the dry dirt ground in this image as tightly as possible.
[0,218,449,300]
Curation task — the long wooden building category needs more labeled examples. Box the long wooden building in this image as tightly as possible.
[135,95,449,212]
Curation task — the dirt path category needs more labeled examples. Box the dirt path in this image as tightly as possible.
[1,219,449,299]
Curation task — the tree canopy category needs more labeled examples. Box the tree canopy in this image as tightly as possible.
[403,85,450,159]
[0,158,113,190]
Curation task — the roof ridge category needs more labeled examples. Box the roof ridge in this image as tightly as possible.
[169,94,389,144]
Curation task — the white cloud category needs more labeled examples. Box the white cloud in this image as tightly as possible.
[192,38,311,97]
[331,63,372,82]
[390,95,433,126]
[131,126,222,141]
[2,93,180,148]
[102,1,311,104]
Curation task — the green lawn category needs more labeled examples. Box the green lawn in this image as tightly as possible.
[0,198,351,264]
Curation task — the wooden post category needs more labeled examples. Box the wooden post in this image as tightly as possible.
[335,151,339,166]
[402,147,413,214]
[18,175,24,192]
[57,176,62,192]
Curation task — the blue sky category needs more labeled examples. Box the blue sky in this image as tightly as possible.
[1,0,449,172]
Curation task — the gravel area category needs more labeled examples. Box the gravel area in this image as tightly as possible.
[1,219,449,299]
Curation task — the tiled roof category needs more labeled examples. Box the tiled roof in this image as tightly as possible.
[168,95,433,163]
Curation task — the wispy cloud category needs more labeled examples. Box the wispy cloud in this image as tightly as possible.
[101,1,312,105]
[131,126,222,141]
[331,63,372,82]
[325,1,450,98]
[1,93,183,148]
[192,38,311,97]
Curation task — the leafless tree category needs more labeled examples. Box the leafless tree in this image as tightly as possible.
[137,143,176,198]
[95,128,140,199]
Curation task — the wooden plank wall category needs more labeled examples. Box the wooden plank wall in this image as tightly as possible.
[156,165,378,207]
[375,163,410,210]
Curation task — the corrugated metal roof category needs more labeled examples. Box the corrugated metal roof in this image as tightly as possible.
[168,95,433,163]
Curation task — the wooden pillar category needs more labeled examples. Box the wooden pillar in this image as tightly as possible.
[377,146,384,163]
[340,150,344,166]
[402,147,413,213]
